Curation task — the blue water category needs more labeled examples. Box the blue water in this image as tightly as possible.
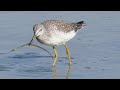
[0,11,120,79]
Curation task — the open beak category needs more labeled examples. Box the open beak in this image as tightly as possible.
[28,35,36,45]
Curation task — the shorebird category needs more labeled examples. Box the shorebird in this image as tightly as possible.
[29,20,86,66]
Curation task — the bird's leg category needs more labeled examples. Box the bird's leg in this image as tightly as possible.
[64,44,72,65]
[52,46,58,66]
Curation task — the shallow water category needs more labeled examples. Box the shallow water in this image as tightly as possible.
[0,11,120,79]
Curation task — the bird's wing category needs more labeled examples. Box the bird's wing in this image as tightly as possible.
[42,20,83,33]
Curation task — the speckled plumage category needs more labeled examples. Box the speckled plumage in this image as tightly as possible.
[41,20,83,33]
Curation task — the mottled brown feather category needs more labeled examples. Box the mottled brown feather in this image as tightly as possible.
[41,20,82,33]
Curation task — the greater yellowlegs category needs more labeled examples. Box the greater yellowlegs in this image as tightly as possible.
[29,20,86,66]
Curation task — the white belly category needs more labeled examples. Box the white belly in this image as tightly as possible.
[36,30,76,46]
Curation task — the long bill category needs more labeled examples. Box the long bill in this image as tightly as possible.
[29,35,36,45]
[0,35,53,56]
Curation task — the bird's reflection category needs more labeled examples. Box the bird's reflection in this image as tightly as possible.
[52,65,72,79]
[66,65,72,79]
[53,66,57,79]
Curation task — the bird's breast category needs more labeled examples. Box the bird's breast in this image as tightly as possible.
[36,30,76,46]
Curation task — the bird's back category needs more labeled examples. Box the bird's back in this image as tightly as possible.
[41,20,83,33]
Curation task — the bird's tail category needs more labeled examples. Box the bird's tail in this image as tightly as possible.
[77,21,85,25]
[76,21,86,27]
[74,21,86,32]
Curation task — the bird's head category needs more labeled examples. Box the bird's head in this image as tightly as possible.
[33,24,45,37]
[29,24,44,45]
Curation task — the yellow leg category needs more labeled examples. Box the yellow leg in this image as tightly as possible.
[64,44,72,65]
[52,46,58,66]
